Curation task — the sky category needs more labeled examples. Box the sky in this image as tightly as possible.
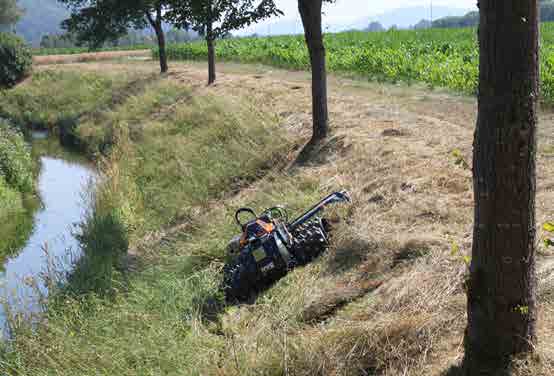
[278,0,478,23]
[240,0,478,34]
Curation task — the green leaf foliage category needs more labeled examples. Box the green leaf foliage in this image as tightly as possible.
[166,0,282,40]
[0,32,32,88]
[0,0,22,27]
[0,120,33,193]
[57,0,171,49]
[544,222,554,232]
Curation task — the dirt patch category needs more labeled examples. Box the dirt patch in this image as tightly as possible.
[33,50,151,65]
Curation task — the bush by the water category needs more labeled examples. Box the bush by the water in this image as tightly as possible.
[0,121,33,193]
[0,32,32,89]
[0,121,34,256]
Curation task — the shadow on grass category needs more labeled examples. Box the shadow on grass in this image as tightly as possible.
[294,135,351,167]
[442,364,464,376]
[324,238,377,276]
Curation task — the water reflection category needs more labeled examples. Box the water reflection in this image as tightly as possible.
[0,155,95,332]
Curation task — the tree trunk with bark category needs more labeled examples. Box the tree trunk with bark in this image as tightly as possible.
[206,19,216,85]
[147,8,168,74]
[154,22,168,73]
[207,37,216,85]
[298,0,328,142]
[464,0,539,373]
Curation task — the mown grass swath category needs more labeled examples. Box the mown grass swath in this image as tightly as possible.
[152,23,554,102]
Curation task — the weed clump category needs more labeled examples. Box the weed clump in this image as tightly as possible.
[0,121,33,193]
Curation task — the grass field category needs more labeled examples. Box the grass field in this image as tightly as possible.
[151,24,554,102]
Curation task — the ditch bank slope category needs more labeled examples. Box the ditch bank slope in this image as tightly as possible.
[3,61,554,375]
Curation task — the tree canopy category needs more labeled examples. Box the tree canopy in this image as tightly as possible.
[0,0,23,27]
[58,0,173,72]
[58,0,168,48]
[166,0,282,40]
[166,0,282,84]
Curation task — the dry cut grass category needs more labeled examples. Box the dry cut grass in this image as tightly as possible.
[33,50,151,66]
[153,61,554,376]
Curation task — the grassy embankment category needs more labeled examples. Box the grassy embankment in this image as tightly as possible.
[0,70,127,258]
[0,68,328,374]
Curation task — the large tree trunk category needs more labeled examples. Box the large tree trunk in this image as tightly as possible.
[298,0,328,142]
[464,0,539,373]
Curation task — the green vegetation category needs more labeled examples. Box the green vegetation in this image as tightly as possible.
[159,28,480,94]
[0,32,32,88]
[0,0,22,27]
[156,23,554,101]
[0,120,35,257]
[0,70,128,145]
[0,124,33,193]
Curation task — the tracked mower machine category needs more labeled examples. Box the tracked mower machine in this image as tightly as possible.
[223,191,351,301]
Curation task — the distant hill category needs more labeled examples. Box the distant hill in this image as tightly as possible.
[14,0,69,46]
[344,6,470,31]
[241,6,472,36]
[430,11,479,29]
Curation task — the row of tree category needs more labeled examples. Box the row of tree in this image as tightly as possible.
[40,29,199,49]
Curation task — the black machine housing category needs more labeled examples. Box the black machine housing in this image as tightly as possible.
[223,191,351,301]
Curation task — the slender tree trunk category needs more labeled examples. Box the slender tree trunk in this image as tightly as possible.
[299,0,329,142]
[154,22,168,74]
[206,19,216,85]
[207,37,216,85]
[146,8,168,74]
[464,0,539,373]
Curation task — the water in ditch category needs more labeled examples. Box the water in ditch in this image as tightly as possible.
[0,133,96,334]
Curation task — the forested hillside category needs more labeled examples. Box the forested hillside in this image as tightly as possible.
[15,0,68,46]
